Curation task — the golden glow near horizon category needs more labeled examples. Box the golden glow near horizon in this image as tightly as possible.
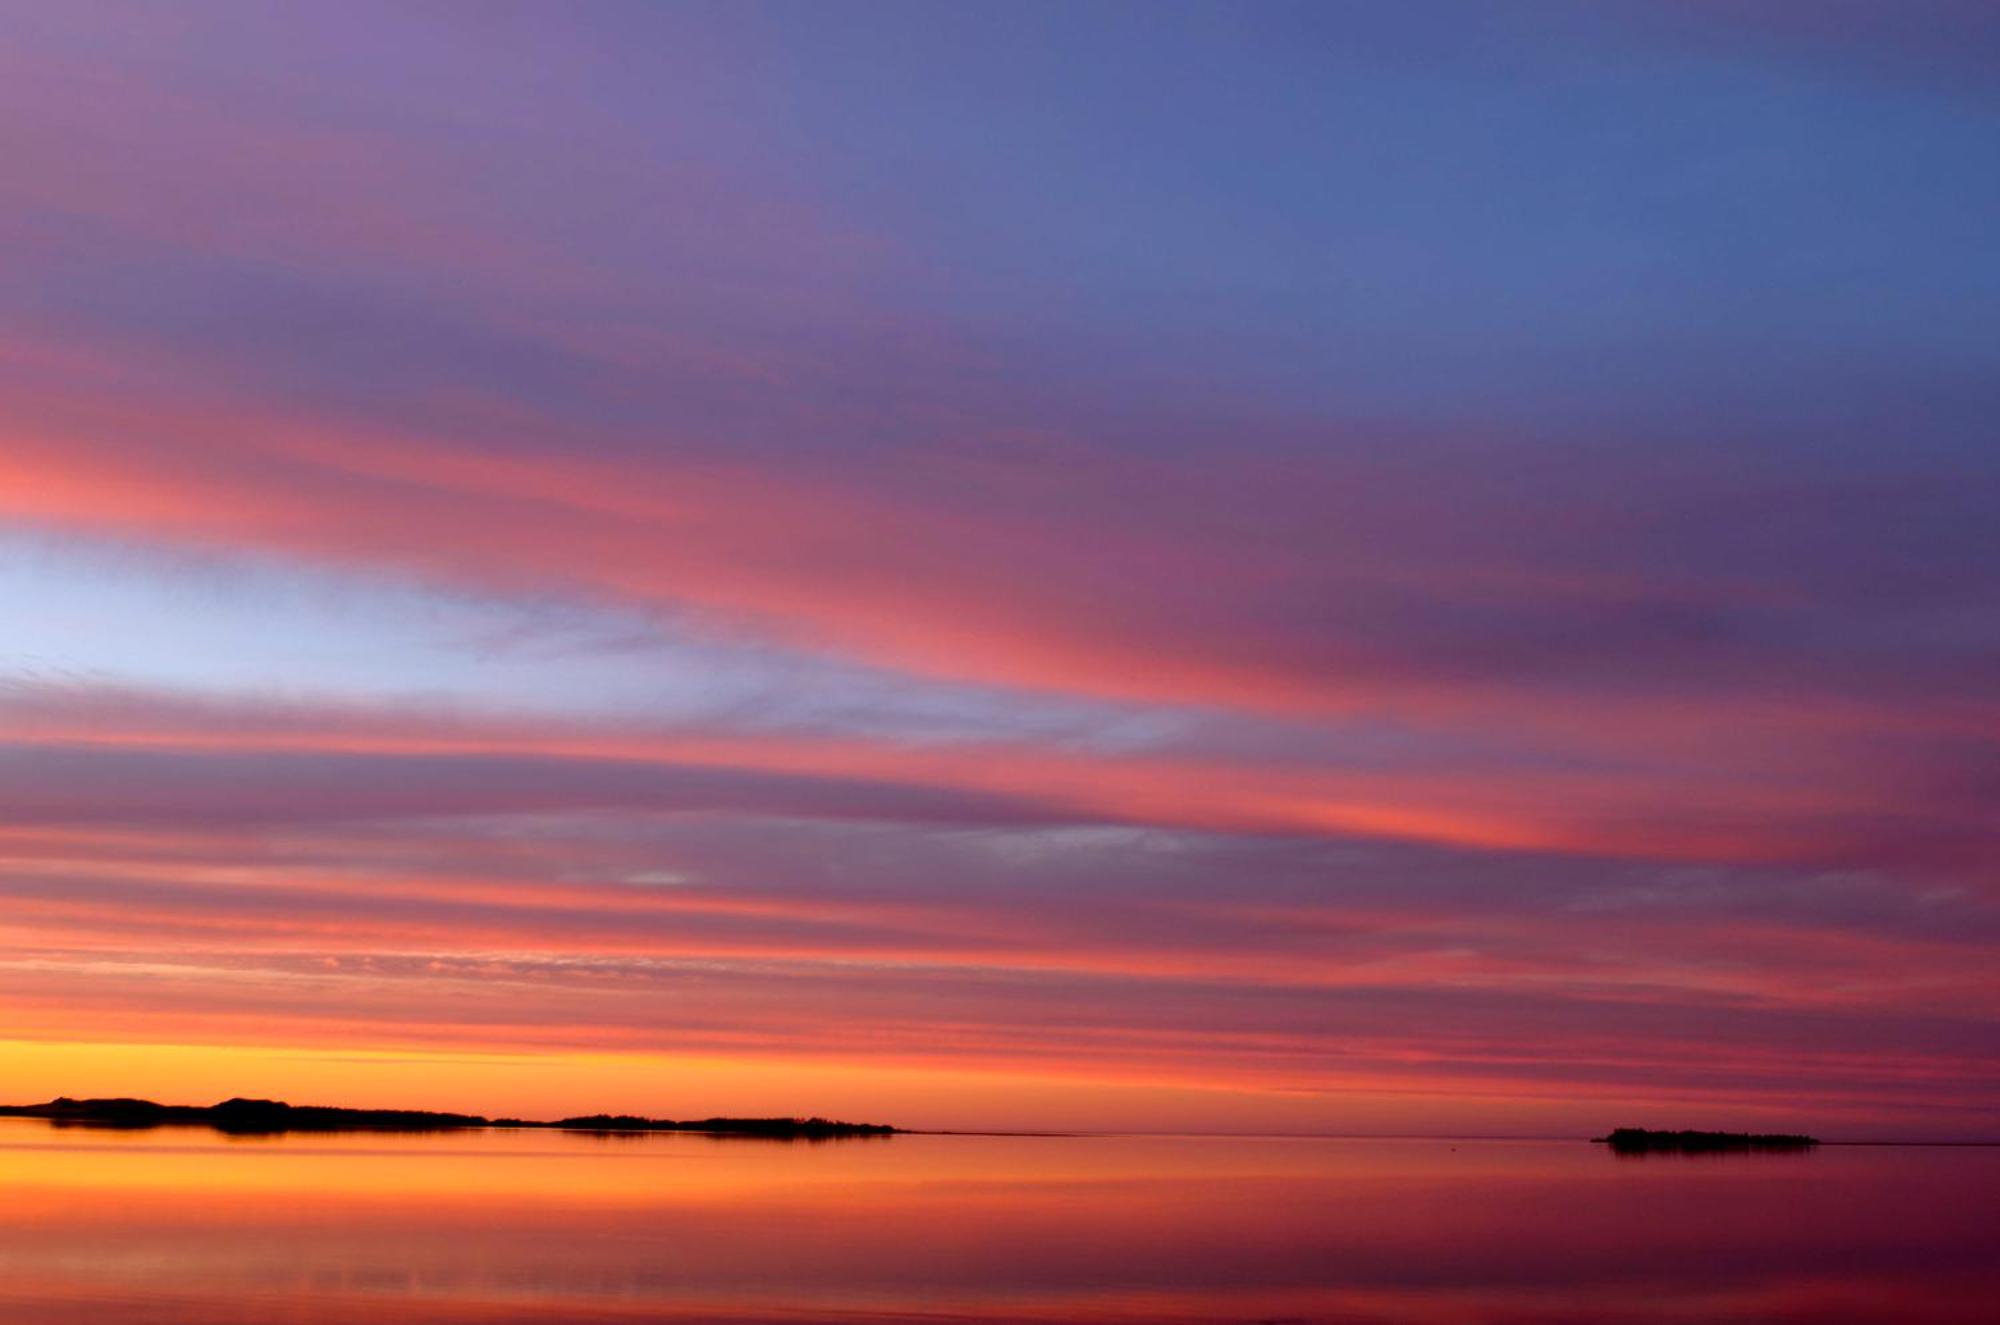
[0,1037,1908,1139]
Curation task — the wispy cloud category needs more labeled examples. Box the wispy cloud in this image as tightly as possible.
[1,0,1993,1132]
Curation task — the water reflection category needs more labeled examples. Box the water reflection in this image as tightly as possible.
[0,1120,1991,1323]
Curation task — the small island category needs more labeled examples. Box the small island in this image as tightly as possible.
[0,1096,897,1139]
[1593,1127,1818,1153]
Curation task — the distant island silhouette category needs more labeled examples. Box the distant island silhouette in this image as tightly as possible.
[1593,1127,1818,1153]
[0,1096,897,1138]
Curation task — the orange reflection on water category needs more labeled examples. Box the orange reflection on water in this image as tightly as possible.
[0,1121,1993,1324]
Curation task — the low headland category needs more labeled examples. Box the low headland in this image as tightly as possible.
[1594,1127,1818,1153]
[0,1096,897,1138]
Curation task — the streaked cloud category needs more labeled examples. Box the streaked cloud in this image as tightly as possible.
[1,0,1993,1134]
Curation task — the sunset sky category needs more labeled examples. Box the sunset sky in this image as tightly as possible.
[2,1,1995,1138]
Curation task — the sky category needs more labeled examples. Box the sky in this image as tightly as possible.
[1,0,1995,1138]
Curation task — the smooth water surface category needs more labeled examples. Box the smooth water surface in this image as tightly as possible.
[0,1120,1992,1323]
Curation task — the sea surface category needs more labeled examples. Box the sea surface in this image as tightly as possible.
[0,1119,1993,1324]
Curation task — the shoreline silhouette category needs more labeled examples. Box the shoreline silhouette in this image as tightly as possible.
[0,1096,898,1138]
[1593,1127,1818,1153]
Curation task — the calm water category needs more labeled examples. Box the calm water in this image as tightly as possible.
[0,1120,1993,1324]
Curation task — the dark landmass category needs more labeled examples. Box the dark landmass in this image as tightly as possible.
[544,1113,896,1138]
[1594,1127,1818,1153]
[0,1097,897,1138]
